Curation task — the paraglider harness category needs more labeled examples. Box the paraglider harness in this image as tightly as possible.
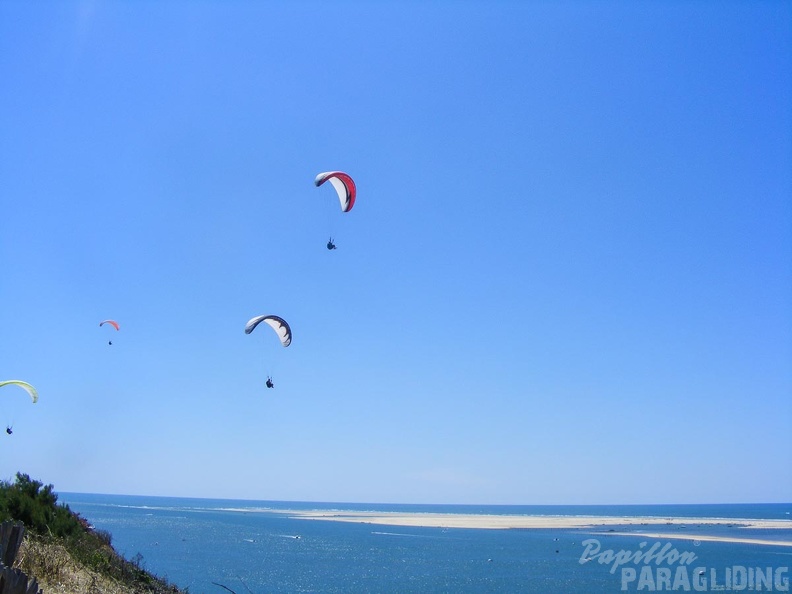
[266,377,274,389]
[327,238,337,250]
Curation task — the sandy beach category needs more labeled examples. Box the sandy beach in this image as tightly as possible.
[276,510,792,545]
[605,532,792,547]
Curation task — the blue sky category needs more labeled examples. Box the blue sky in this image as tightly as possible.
[1,1,790,505]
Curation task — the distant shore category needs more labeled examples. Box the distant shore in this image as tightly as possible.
[276,510,792,545]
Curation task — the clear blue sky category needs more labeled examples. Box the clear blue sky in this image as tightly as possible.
[1,1,790,505]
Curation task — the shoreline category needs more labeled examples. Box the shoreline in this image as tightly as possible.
[602,531,792,547]
[274,510,792,545]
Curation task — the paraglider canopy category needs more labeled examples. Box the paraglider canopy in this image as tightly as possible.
[99,320,120,331]
[245,315,292,347]
[315,171,356,212]
[0,380,39,404]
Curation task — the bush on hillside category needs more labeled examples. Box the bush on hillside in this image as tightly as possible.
[0,472,84,537]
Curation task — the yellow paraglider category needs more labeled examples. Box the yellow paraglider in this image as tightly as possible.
[0,380,38,403]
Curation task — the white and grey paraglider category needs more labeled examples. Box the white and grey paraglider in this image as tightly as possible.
[245,315,292,346]
[245,315,292,388]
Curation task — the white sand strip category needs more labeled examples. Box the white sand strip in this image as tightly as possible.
[603,532,792,547]
[275,510,792,532]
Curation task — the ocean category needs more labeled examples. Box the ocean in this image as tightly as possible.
[58,494,792,593]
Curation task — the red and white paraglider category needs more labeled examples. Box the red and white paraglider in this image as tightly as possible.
[315,171,356,212]
[100,319,120,345]
[315,171,356,250]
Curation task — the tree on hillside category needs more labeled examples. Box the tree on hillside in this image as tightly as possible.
[0,472,82,537]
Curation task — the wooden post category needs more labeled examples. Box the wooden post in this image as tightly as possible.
[0,523,24,568]
[0,522,41,594]
[0,566,41,594]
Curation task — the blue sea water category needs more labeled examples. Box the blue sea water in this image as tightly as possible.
[58,494,792,594]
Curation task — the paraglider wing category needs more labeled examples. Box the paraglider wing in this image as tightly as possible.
[315,171,356,212]
[0,380,38,404]
[99,320,120,331]
[245,315,292,347]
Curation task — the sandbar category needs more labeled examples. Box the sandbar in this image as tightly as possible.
[604,532,792,547]
[275,510,792,545]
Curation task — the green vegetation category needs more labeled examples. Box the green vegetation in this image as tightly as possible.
[1,472,182,593]
[0,472,82,538]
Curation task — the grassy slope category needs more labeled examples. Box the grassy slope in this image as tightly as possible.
[17,531,181,594]
[2,473,184,594]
